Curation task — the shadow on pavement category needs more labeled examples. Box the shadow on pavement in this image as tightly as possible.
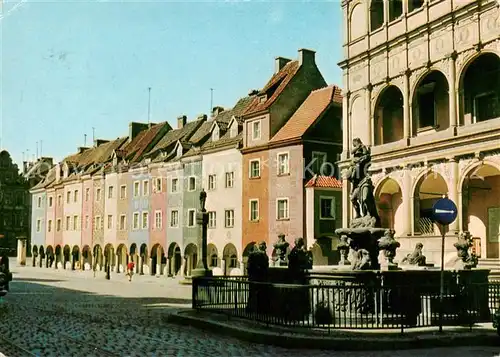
[13,278,65,283]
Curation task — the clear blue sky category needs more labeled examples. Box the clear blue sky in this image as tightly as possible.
[2,0,343,167]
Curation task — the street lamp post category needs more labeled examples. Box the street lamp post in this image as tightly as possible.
[191,188,212,278]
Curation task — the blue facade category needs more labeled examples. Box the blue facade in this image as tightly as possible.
[31,191,47,248]
[128,170,151,250]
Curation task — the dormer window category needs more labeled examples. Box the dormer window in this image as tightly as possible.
[252,120,261,140]
[162,151,167,158]
[212,126,219,141]
[230,124,238,138]
[176,145,182,158]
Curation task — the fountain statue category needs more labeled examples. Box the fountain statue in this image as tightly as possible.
[273,234,289,266]
[401,242,427,266]
[335,138,399,270]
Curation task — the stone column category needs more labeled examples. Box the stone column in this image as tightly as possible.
[401,166,413,236]
[403,70,411,140]
[139,255,144,275]
[181,256,187,277]
[342,94,350,159]
[166,257,171,276]
[115,254,120,272]
[366,85,373,146]
[448,53,458,131]
[221,258,226,276]
[342,180,351,227]
[448,158,460,234]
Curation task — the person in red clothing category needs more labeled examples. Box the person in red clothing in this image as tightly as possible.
[126,261,135,282]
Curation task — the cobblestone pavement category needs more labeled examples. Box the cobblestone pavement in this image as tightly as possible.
[0,267,499,357]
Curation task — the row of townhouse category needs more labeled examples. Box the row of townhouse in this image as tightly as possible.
[29,48,344,277]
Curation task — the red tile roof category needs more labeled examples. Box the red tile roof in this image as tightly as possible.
[305,175,342,188]
[242,61,300,117]
[270,85,342,143]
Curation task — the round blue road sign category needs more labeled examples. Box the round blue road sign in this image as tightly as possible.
[432,198,458,226]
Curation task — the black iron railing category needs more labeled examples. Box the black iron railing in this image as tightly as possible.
[193,277,500,332]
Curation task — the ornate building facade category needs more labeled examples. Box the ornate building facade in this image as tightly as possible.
[339,0,500,265]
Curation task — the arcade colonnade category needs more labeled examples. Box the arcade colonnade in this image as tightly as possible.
[30,241,244,277]
[369,156,500,264]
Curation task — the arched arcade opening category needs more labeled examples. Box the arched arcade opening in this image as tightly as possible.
[375,178,403,232]
[414,170,449,235]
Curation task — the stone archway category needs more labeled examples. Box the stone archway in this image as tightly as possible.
[242,242,256,276]
[116,244,127,273]
[46,246,54,268]
[184,243,198,277]
[411,70,450,133]
[459,52,500,125]
[167,243,181,276]
[54,245,62,269]
[104,244,114,272]
[207,244,218,269]
[150,244,165,276]
[374,85,404,145]
[129,244,138,273]
[461,163,500,259]
[375,178,403,233]
[82,245,92,271]
[222,243,238,276]
[32,245,38,267]
[71,245,80,270]
[63,245,71,269]
[93,244,103,271]
[413,170,449,235]
[38,246,45,268]
[139,243,148,275]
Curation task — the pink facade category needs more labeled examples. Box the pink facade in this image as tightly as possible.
[81,178,94,249]
[149,166,167,250]
[116,171,129,243]
[45,188,56,248]
[54,186,64,248]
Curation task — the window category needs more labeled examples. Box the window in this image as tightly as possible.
[119,214,126,230]
[474,92,499,123]
[155,178,162,193]
[57,195,62,206]
[155,210,162,229]
[277,153,289,175]
[208,211,216,228]
[170,210,179,227]
[208,175,216,190]
[107,215,113,229]
[96,188,101,201]
[120,185,127,199]
[225,172,234,188]
[65,216,70,230]
[48,196,53,207]
[56,219,61,232]
[85,188,90,202]
[320,197,336,220]
[133,181,140,197]
[188,209,196,227]
[225,210,234,228]
[108,186,114,199]
[252,120,261,140]
[188,177,196,191]
[143,180,149,196]
[47,220,52,232]
[73,215,78,230]
[171,178,179,193]
[311,152,327,174]
[249,160,260,178]
[66,191,71,204]
[133,212,139,230]
[210,254,218,267]
[229,254,238,268]
[74,190,79,202]
[418,87,436,128]
[37,197,42,208]
[36,219,41,232]
[277,198,289,220]
[95,216,102,231]
[142,212,149,229]
[85,215,89,229]
[249,200,259,221]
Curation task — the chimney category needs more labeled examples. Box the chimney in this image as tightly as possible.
[93,139,109,147]
[23,161,28,174]
[275,56,292,73]
[197,114,207,122]
[298,48,316,66]
[248,89,259,96]
[128,122,149,142]
[78,147,89,154]
[211,106,224,117]
[177,115,187,129]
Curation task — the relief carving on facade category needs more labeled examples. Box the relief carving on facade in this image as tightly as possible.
[370,83,386,107]
[408,67,428,96]
[480,9,500,41]
[388,44,406,78]
[349,61,368,91]
[454,48,477,83]
[370,54,387,84]
[483,38,500,54]
[454,20,479,52]
[408,38,428,68]
[429,29,453,63]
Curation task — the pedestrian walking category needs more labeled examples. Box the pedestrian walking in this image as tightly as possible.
[126,261,135,282]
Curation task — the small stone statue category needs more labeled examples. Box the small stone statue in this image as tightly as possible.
[273,234,289,266]
[453,231,478,270]
[378,229,401,268]
[352,249,371,270]
[199,188,207,212]
[337,235,351,265]
[401,242,427,266]
[247,241,269,282]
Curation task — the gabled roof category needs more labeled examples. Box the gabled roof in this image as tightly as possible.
[305,175,342,189]
[269,85,342,143]
[242,60,300,117]
[121,122,172,162]
[149,119,205,157]
[31,167,57,191]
